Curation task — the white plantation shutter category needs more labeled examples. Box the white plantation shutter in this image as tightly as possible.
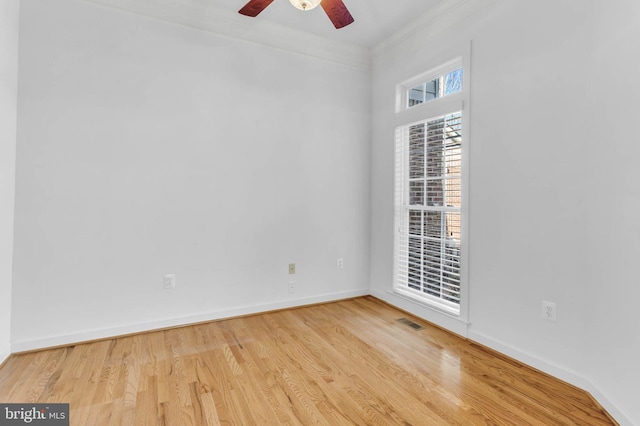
[394,112,463,314]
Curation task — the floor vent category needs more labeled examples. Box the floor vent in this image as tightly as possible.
[397,318,424,330]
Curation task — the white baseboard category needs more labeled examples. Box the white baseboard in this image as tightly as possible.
[468,330,590,388]
[0,342,10,366]
[587,382,633,426]
[370,289,470,337]
[468,330,632,426]
[11,289,369,353]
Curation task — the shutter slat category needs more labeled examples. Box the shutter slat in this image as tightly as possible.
[394,111,463,312]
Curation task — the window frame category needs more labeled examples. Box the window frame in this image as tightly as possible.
[393,47,470,321]
[401,62,464,111]
[396,57,465,115]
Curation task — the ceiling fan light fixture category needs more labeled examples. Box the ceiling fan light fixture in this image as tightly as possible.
[239,0,353,29]
[289,0,321,11]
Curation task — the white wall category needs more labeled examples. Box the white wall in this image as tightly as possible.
[10,0,640,423]
[0,0,20,364]
[370,1,638,424]
[12,0,371,350]
[586,1,640,424]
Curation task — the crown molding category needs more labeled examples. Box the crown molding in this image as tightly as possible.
[80,0,371,71]
[372,0,498,58]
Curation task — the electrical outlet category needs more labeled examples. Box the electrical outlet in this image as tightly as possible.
[289,281,295,293]
[163,274,176,289]
[541,300,556,322]
[337,258,344,269]
[288,263,296,274]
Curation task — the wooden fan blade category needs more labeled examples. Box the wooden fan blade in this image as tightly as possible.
[320,0,354,29]
[239,0,275,17]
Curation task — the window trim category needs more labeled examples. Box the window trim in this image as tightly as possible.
[393,44,470,323]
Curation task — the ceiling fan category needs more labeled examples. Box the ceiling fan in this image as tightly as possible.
[239,0,354,29]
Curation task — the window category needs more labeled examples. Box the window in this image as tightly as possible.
[407,68,463,108]
[394,56,468,316]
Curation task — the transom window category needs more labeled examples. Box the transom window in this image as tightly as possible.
[407,68,463,108]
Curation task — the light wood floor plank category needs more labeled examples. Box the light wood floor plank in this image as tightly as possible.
[0,296,616,425]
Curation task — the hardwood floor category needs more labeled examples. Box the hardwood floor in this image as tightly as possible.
[0,296,616,425]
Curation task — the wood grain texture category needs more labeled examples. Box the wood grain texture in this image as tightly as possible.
[320,0,354,29]
[0,297,616,425]
[238,0,275,17]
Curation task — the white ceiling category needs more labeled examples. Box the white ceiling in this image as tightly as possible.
[221,0,445,48]
[83,0,483,69]
[85,0,456,49]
